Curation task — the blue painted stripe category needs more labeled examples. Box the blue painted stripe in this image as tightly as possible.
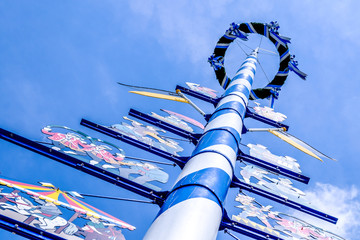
[250,90,259,99]
[225,84,250,98]
[216,45,230,49]
[237,65,256,75]
[245,23,255,33]
[223,93,247,107]
[277,69,289,74]
[209,108,243,125]
[203,127,242,148]
[173,167,231,204]
[265,84,282,88]
[222,76,230,88]
[280,49,289,61]
[156,185,220,218]
[263,25,267,36]
[232,73,254,85]
[214,101,246,119]
[247,55,257,61]
[194,130,238,155]
[223,34,236,40]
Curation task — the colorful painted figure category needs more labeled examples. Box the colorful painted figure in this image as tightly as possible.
[247,143,301,173]
[78,217,125,240]
[253,102,287,122]
[81,143,126,165]
[0,191,74,234]
[185,82,218,98]
[42,126,90,154]
[42,126,169,190]
[0,178,135,239]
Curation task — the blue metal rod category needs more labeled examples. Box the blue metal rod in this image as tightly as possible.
[175,85,219,106]
[0,128,166,204]
[245,107,289,131]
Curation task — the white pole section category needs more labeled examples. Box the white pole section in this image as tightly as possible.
[144,49,258,240]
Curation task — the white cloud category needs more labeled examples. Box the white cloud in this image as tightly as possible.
[291,183,360,239]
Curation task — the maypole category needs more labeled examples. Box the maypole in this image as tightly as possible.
[144,49,258,240]
[0,21,343,240]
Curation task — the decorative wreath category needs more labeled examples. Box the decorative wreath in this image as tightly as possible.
[208,22,306,100]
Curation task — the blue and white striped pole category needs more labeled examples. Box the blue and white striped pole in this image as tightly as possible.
[144,49,258,240]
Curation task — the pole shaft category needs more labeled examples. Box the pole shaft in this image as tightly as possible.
[144,51,258,240]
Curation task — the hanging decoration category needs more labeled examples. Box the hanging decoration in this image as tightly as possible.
[41,125,169,191]
[268,129,336,161]
[253,102,287,122]
[160,109,205,130]
[209,21,307,101]
[185,82,218,99]
[150,112,194,133]
[239,164,307,202]
[247,143,301,173]
[232,193,344,240]
[0,177,135,240]
[109,117,184,156]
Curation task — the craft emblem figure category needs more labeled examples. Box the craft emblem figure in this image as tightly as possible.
[111,116,183,156]
[232,193,344,240]
[42,126,169,191]
[161,109,205,130]
[151,111,194,133]
[78,216,126,240]
[268,211,344,240]
[185,82,218,98]
[42,126,90,153]
[0,190,76,235]
[232,194,273,228]
[240,165,306,200]
[247,143,301,173]
[253,102,287,122]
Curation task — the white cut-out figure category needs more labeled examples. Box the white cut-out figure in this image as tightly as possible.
[151,112,194,132]
[0,191,33,215]
[32,199,68,230]
[240,165,271,184]
[248,144,301,173]
[112,116,183,156]
[233,194,273,228]
[240,165,306,200]
[259,177,306,200]
[253,102,287,122]
[185,82,218,98]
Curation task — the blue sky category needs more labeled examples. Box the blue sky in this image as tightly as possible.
[0,1,359,239]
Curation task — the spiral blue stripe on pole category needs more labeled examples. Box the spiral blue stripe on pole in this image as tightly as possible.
[144,50,258,240]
